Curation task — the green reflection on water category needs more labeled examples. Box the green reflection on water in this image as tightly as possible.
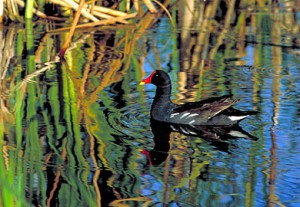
[0,1,300,206]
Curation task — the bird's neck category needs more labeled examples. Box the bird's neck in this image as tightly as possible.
[154,84,172,102]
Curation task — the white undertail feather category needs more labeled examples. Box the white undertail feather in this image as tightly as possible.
[228,130,250,139]
[228,115,248,121]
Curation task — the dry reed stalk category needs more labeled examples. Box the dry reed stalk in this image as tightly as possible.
[0,0,3,23]
[88,5,127,17]
[89,0,96,14]
[152,0,174,27]
[51,0,127,17]
[134,0,139,11]
[50,0,128,23]
[59,0,86,57]
[89,10,129,24]
[143,0,157,13]
[62,0,99,22]
[7,0,21,21]
[91,10,114,19]
[126,0,130,12]
[47,12,137,33]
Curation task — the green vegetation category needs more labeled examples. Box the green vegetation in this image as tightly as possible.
[0,0,299,206]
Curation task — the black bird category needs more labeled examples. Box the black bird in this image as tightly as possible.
[140,70,257,126]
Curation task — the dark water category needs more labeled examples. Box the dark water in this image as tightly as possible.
[1,4,300,207]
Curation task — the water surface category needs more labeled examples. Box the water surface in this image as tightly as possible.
[0,2,300,207]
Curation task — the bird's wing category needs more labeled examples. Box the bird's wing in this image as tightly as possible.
[173,95,239,120]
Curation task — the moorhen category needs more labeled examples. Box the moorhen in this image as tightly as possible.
[140,70,257,125]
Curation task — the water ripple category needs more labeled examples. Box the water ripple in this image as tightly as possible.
[107,103,152,140]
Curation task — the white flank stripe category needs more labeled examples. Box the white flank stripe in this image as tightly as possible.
[189,120,196,125]
[180,113,190,119]
[228,115,248,121]
[170,113,179,118]
[188,113,199,118]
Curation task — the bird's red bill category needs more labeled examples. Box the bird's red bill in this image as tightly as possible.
[139,70,156,85]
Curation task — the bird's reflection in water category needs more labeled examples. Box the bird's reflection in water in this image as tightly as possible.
[142,119,258,166]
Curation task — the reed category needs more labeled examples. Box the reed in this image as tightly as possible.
[0,0,3,23]
[25,0,34,19]
[59,0,86,57]
[0,1,299,206]
[1,0,158,24]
